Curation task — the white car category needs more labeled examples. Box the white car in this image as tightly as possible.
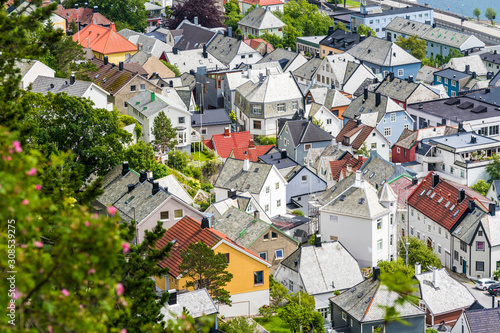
[475,278,497,290]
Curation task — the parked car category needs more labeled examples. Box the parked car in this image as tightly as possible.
[488,283,500,296]
[475,278,497,291]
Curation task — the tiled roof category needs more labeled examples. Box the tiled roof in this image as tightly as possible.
[204,139,214,150]
[374,76,434,102]
[243,38,274,55]
[212,131,252,159]
[231,144,275,162]
[56,5,112,26]
[417,65,440,84]
[464,307,500,333]
[335,119,375,150]
[238,7,284,30]
[214,158,273,194]
[73,24,138,54]
[293,58,322,81]
[160,288,218,321]
[284,119,333,147]
[329,152,364,182]
[342,91,404,125]
[347,36,420,67]
[174,20,216,51]
[389,175,418,210]
[31,76,92,97]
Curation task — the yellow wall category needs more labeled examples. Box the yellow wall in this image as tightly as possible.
[92,50,138,64]
[319,45,344,57]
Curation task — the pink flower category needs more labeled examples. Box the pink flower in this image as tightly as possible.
[48,325,53,333]
[35,184,41,191]
[91,213,99,219]
[22,199,29,205]
[80,304,84,310]
[13,141,22,153]
[115,283,124,296]
[88,268,95,274]
[61,289,70,297]
[122,242,130,253]
[121,329,127,333]
[9,149,13,154]
[27,168,36,176]
[7,156,11,161]
[34,241,43,248]
[85,221,90,227]
[11,289,21,300]
[107,206,117,216]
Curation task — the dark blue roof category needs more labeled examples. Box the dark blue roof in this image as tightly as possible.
[464,307,500,333]
[434,68,471,81]
[191,108,231,127]
[468,87,500,106]
[258,152,299,169]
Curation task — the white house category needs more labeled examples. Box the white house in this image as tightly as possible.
[341,62,377,95]
[16,59,55,90]
[319,171,398,268]
[308,103,342,137]
[313,53,358,89]
[238,7,284,40]
[207,34,262,69]
[214,158,287,217]
[241,0,284,14]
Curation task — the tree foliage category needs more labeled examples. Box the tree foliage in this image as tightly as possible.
[378,258,415,278]
[219,317,258,333]
[167,150,189,171]
[179,242,233,305]
[124,141,157,171]
[400,237,442,271]
[395,35,427,60]
[224,0,242,31]
[356,24,376,37]
[161,60,181,77]
[152,111,178,153]
[486,154,500,182]
[279,291,325,333]
[473,8,481,21]
[168,0,225,29]
[471,179,491,196]
[485,7,497,25]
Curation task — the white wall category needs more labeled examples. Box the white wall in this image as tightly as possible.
[218,289,269,317]
[22,61,55,89]
[258,168,287,217]
[82,85,111,110]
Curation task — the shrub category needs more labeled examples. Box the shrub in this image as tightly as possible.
[291,209,304,217]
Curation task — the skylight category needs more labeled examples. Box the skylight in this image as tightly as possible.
[445,202,450,208]
[438,197,443,203]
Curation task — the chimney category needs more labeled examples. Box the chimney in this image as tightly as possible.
[389,72,395,82]
[408,75,414,83]
[470,135,477,144]
[122,161,129,176]
[249,139,255,149]
[152,181,160,195]
[372,266,381,281]
[465,64,470,74]
[254,210,260,220]
[458,188,465,203]
[104,55,109,65]
[243,158,250,172]
[432,173,439,188]
[167,289,177,305]
[489,202,496,216]
[173,47,178,55]
[75,3,78,9]
[151,91,155,102]
[314,234,322,247]
[119,61,124,71]
[363,87,368,101]
[375,92,381,107]
[486,88,491,94]
[412,176,418,186]
[355,170,362,187]
[201,216,210,229]
[70,73,75,85]
[93,5,98,13]
[202,45,208,59]
[472,71,476,79]
[308,115,313,122]
[468,199,475,212]
[415,262,421,275]
[169,80,173,88]
[127,183,136,193]
[139,170,147,183]
[194,16,199,25]
[432,269,439,289]
[227,189,237,199]
[228,26,232,38]
[84,2,88,8]
[356,118,362,126]
[328,25,334,36]
[224,127,230,137]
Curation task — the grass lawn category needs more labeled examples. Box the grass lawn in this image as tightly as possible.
[254,316,290,333]
[191,151,212,162]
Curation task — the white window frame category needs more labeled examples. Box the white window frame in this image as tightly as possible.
[275,249,284,259]
[397,69,404,77]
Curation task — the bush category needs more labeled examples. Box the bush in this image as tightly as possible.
[259,305,273,321]
[256,135,277,145]
[291,209,304,217]
[167,151,189,171]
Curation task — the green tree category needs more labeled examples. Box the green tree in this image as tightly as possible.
[486,7,497,25]
[400,237,442,271]
[291,209,305,217]
[229,110,236,123]
[313,117,325,130]
[69,20,78,33]
[161,60,181,77]
[269,275,288,311]
[124,141,157,171]
[396,35,427,60]
[179,242,233,305]
[486,154,500,181]
[471,179,491,195]
[167,150,189,171]
[356,142,370,157]
[378,258,415,278]
[247,34,256,39]
[224,0,242,31]
[120,114,143,139]
[256,136,277,145]
[279,291,325,333]
[152,110,178,153]
[219,317,258,333]
[444,48,464,63]
[473,7,481,21]
[356,24,376,37]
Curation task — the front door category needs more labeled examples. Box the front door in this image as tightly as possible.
[463,259,467,274]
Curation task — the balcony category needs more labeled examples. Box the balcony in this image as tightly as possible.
[422,155,443,163]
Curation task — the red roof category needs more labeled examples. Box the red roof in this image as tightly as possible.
[407,172,474,231]
[243,38,275,52]
[212,131,252,159]
[231,143,274,162]
[204,139,214,150]
[336,119,375,150]
[73,24,137,55]
[329,152,364,182]
[56,5,112,26]
[243,0,284,5]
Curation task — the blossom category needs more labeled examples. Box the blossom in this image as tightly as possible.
[22,199,29,205]
[35,184,42,191]
[34,241,43,248]
[27,168,36,176]
[85,221,90,227]
[121,329,127,333]
[88,268,95,274]
[61,289,70,297]
[107,206,117,216]
[7,156,11,161]
[80,304,84,310]
[13,141,22,153]
[115,283,124,296]
[11,289,21,300]
[122,242,130,253]
[48,326,53,333]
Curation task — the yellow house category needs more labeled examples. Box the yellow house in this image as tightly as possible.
[155,216,271,317]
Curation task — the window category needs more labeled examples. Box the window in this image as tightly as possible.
[390,113,396,122]
[377,219,382,230]
[369,20,373,24]
[178,117,185,124]
[266,186,270,194]
[454,250,459,261]
[130,85,137,92]
[460,170,465,178]
[160,211,169,220]
[450,166,454,175]
[254,271,264,285]
[490,125,499,136]
[384,127,392,136]
[438,227,441,235]
[451,80,456,87]
[276,199,281,207]
[398,69,404,77]
[417,231,420,239]
[478,230,483,237]
[275,249,283,259]
[428,225,431,232]
[241,55,245,59]
[342,312,347,321]
[438,245,441,254]
[377,239,383,251]
[224,253,230,263]
[326,119,332,125]
[397,147,401,153]
[376,19,380,23]
[371,143,377,149]
[174,209,183,219]
[259,252,267,260]
[476,241,485,251]
[476,261,484,271]
[124,101,128,108]
[451,91,456,97]
[302,175,307,182]
[479,127,488,135]
[289,279,294,291]
[275,182,279,190]
[277,103,285,112]
[140,84,146,91]
[410,227,414,235]
[201,128,207,135]
[265,204,269,212]
[292,101,298,111]
[460,240,467,252]
[271,231,277,239]
[304,144,311,151]
[390,234,393,246]
[252,104,261,114]
[253,120,262,130]
[390,215,393,225]
[263,233,269,241]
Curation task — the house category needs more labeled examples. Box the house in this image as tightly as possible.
[257,48,308,73]
[126,90,192,152]
[480,50,500,74]
[56,4,112,30]
[209,128,251,159]
[125,52,175,79]
[94,163,205,243]
[414,268,476,326]
[305,85,352,120]
[15,59,55,90]
[319,171,398,267]
[341,61,378,95]
[241,0,284,14]
[191,108,231,140]
[120,31,173,60]
[342,89,413,145]
[319,27,361,57]
[229,140,274,162]
[292,57,323,86]
[486,180,500,206]
[277,118,334,164]
[144,1,163,32]
[308,103,342,137]
[145,27,178,46]
[275,239,364,320]
[155,215,271,317]
[173,19,217,51]
[244,38,274,56]
[73,24,138,63]
[451,305,500,333]
[214,157,287,217]
[31,75,112,111]
[206,34,262,69]
[271,214,311,242]
[213,206,299,273]
[284,165,327,204]
[335,119,390,161]
[304,144,344,179]
[347,36,421,79]
[434,68,475,97]
[161,47,227,77]
[296,35,326,57]
[205,190,272,223]
[385,17,485,58]
[327,151,365,188]
[313,53,358,90]
[391,126,458,164]
[233,72,304,137]
[389,174,419,237]
[257,147,299,177]
[330,268,426,333]
[443,55,488,77]
[350,0,433,39]
[374,73,440,109]
[238,7,285,40]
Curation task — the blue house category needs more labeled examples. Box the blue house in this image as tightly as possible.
[284,165,326,204]
[433,68,473,97]
[347,36,421,79]
[350,0,433,39]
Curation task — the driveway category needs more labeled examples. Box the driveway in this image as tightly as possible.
[463,281,498,308]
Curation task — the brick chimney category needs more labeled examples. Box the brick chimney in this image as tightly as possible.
[249,139,255,149]
[224,127,230,137]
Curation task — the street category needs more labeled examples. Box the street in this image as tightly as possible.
[463,280,499,308]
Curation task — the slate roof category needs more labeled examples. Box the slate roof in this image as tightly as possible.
[212,131,252,159]
[56,5,112,27]
[342,91,404,125]
[126,91,171,118]
[283,119,333,147]
[480,51,500,65]
[417,65,440,84]
[236,72,302,104]
[319,29,361,52]
[331,278,425,323]
[160,289,218,321]
[463,307,500,333]
[451,203,488,244]
[444,55,488,77]
[31,76,93,97]
[434,68,471,81]
[374,76,437,102]
[258,149,299,169]
[124,50,150,66]
[394,126,458,150]
[174,21,216,50]
[307,145,344,171]
[238,7,284,30]
[73,24,138,54]
[231,144,275,162]
[308,86,351,109]
[467,87,500,106]
[415,269,476,315]
[385,17,430,37]
[155,174,193,205]
[257,48,301,71]
[191,109,231,127]
[293,58,322,81]
[347,36,420,67]
[126,33,172,59]
[335,119,375,150]
[215,158,274,194]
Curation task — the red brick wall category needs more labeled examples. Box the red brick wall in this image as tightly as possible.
[426,309,464,326]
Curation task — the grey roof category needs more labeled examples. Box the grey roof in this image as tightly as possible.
[331,278,425,322]
[351,4,431,18]
[434,68,471,81]
[342,90,404,125]
[429,132,500,150]
[308,85,352,109]
[164,48,227,75]
[451,205,488,244]
[160,288,218,322]
[293,58,322,81]
[385,17,430,37]
[176,89,192,109]
[319,29,361,52]
[283,119,333,147]
[347,36,420,67]
[236,72,303,104]
[417,65,440,84]
[257,48,299,70]
[343,61,361,84]
[492,180,500,199]
[444,55,488,77]
[374,76,421,101]
[214,158,273,194]
[125,50,150,66]
[467,87,500,106]
[415,269,476,315]
[127,91,170,118]
[463,307,500,333]
[480,51,500,65]
[258,150,299,169]
[31,76,92,97]
[308,145,344,171]
[15,59,40,77]
[191,108,231,127]
[155,174,193,205]
[271,213,310,232]
[127,33,173,59]
[238,7,284,30]
[174,21,216,50]
[206,34,256,66]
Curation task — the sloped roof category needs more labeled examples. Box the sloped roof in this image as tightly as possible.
[215,158,274,194]
[342,90,404,125]
[231,144,275,162]
[73,24,138,54]
[335,119,375,150]
[293,58,322,81]
[56,5,112,26]
[31,76,93,97]
[463,307,500,333]
[284,119,333,147]
[156,174,193,205]
[257,48,305,71]
[374,76,437,102]
[236,72,302,104]
[243,0,284,5]
[444,55,488,77]
[212,131,252,159]
[243,38,274,55]
[319,28,361,52]
[329,152,364,182]
[207,34,257,66]
[87,58,140,94]
[347,36,420,67]
[258,149,299,169]
[417,65,440,84]
[191,109,231,127]
[238,7,284,30]
[389,175,418,210]
[451,204,488,244]
[175,20,217,50]
[385,17,430,37]
[160,289,218,321]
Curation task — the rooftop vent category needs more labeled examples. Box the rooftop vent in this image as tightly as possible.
[471,105,487,113]
[444,98,460,105]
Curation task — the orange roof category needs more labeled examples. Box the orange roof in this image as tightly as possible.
[243,38,275,52]
[231,143,274,162]
[212,131,251,159]
[243,0,284,5]
[73,24,137,55]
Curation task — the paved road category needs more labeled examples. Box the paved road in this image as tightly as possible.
[463,280,499,308]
